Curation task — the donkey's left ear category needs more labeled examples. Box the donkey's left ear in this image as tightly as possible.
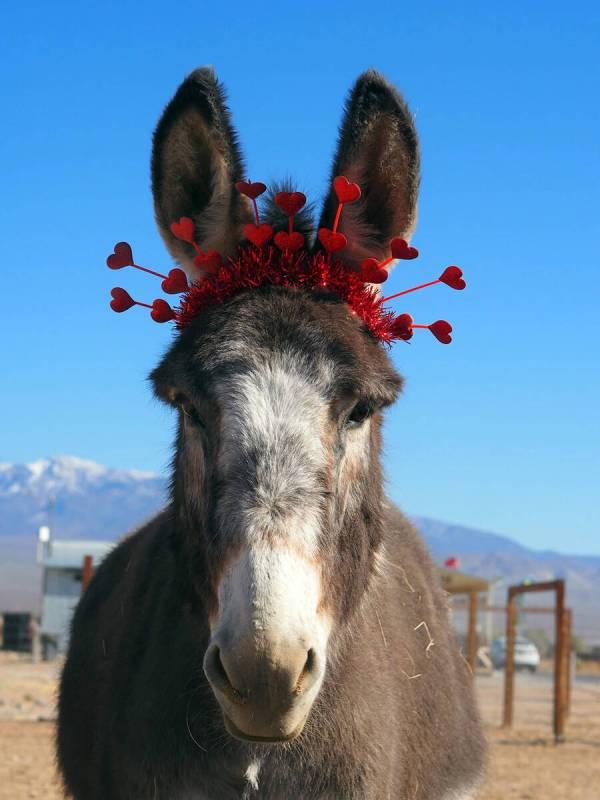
[316,70,420,270]
[151,67,252,278]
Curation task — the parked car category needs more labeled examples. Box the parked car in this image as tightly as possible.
[490,635,541,672]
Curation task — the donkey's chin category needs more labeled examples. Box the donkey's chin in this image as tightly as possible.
[222,711,309,744]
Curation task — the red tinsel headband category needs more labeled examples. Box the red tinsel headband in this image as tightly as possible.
[106,176,466,344]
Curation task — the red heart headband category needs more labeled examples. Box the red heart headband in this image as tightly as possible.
[107,176,466,344]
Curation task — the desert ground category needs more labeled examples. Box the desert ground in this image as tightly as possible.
[1,651,599,799]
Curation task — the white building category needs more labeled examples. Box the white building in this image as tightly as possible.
[40,537,114,657]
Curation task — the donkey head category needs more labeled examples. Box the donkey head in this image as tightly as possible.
[150,68,419,743]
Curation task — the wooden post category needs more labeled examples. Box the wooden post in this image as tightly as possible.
[30,617,41,663]
[467,591,479,673]
[563,609,572,717]
[502,589,517,727]
[501,580,571,740]
[554,579,566,742]
[82,555,94,591]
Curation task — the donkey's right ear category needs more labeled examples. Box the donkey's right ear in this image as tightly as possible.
[316,70,420,271]
[151,68,252,278]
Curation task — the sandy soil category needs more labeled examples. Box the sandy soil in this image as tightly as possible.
[477,673,600,799]
[1,653,599,799]
[0,652,59,722]
[0,720,63,800]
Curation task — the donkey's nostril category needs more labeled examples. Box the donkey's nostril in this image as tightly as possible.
[295,648,319,694]
[305,648,316,675]
[203,645,244,703]
[213,648,229,684]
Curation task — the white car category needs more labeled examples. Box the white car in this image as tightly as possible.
[490,636,541,672]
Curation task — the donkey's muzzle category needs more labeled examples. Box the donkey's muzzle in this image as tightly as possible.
[203,641,323,742]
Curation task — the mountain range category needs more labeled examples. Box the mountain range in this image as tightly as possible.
[1,456,598,642]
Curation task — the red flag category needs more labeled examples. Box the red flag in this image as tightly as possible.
[444,556,458,568]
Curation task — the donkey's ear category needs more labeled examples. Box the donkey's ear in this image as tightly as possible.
[151,68,252,278]
[316,70,420,270]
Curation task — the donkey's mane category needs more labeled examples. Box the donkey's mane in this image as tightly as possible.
[261,181,317,239]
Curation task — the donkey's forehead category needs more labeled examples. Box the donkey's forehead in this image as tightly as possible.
[213,352,336,424]
[196,342,337,396]
[185,290,377,392]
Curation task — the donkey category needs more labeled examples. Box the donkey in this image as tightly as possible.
[57,67,485,799]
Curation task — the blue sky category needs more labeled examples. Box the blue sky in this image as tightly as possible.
[1,1,598,555]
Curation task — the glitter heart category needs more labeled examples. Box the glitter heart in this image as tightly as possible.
[439,266,466,290]
[110,287,135,312]
[274,231,305,252]
[360,258,389,284]
[390,238,419,260]
[333,176,361,204]
[235,181,267,200]
[161,268,188,294]
[243,223,274,248]
[390,313,414,341]
[170,217,196,243]
[151,299,176,323]
[429,320,453,344]
[274,191,307,216]
[107,242,134,270]
[318,228,347,253]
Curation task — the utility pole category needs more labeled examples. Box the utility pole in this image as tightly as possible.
[47,495,56,538]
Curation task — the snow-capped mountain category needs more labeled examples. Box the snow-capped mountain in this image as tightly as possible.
[0,455,167,540]
[0,455,157,495]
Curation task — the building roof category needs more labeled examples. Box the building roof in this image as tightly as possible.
[42,539,114,569]
[437,567,490,594]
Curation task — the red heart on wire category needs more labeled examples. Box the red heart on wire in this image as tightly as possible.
[107,242,134,269]
[110,287,135,312]
[161,268,188,294]
[390,313,414,341]
[194,251,223,273]
[151,299,175,323]
[429,320,453,344]
[170,217,196,243]
[439,266,466,290]
[274,191,307,216]
[274,231,305,252]
[333,176,361,203]
[235,181,267,200]
[360,257,389,284]
[390,238,419,260]
[318,228,347,253]
[244,223,274,247]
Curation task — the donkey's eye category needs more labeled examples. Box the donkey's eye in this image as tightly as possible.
[346,400,374,428]
[177,399,205,430]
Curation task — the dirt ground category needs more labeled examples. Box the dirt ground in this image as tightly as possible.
[477,672,600,799]
[1,652,599,799]
[0,653,62,799]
